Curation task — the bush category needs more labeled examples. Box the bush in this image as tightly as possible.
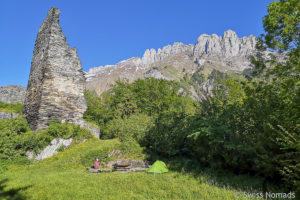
[84,78,196,128]
[0,101,23,113]
[103,113,154,142]
[0,117,33,160]
[185,76,300,191]
[143,112,190,157]
[0,118,93,164]
[46,120,93,140]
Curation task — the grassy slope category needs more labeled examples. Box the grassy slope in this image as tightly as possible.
[1,138,263,200]
[0,102,23,113]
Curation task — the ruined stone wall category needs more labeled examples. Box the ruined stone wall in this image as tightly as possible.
[0,112,19,120]
[23,7,87,131]
[0,85,26,103]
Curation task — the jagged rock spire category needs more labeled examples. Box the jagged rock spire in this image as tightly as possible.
[23,7,87,131]
[193,30,257,58]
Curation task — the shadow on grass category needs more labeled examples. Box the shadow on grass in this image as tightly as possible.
[0,178,32,200]
[145,154,281,194]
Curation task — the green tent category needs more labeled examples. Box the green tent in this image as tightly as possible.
[146,160,168,174]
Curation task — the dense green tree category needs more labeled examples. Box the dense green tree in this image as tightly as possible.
[84,78,197,139]
[105,113,153,142]
[263,0,299,51]
[183,1,299,184]
[258,0,300,190]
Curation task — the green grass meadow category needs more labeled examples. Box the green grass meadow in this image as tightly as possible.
[0,138,269,200]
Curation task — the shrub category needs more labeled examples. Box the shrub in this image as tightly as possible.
[103,113,154,142]
[0,118,93,164]
[46,120,93,140]
[143,112,190,157]
[0,101,23,113]
[0,117,33,160]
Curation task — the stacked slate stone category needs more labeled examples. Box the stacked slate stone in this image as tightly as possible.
[0,85,26,103]
[23,7,99,137]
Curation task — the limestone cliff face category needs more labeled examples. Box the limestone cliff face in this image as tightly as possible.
[141,42,194,66]
[193,30,257,70]
[193,30,256,58]
[23,7,87,131]
[86,30,258,96]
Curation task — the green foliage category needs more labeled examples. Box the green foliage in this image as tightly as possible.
[252,0,300,191]
[79,145,116,167]
[0,101,23,114]
[57,145,65,152]
[143,112,190,157]
[46,120,93,140]
[0,116,30,134]
[185,79,257,171]
[104,113,154,142]
[131,78,190,115]
[0,117,37,160]
[0,117,93,165]
[84,77,199,159]
[84,78,197,139]
[186,72,299,190]
[84,90,106,125]
[263,0,300,51]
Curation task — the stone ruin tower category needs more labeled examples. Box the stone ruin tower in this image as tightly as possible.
[23,7,87,131]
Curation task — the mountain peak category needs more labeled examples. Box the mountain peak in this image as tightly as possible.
[193,30,257,58]
[223,29,238,38]
[141,42,193,66]
[86,29,258,96]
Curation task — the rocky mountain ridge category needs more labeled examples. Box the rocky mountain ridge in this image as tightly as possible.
[194,30,256,59]
[85,42,194,80]
[86,30,258,97]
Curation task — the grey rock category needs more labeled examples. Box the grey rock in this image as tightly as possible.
[130,160,150,168]
[193,30,256,59]
[193,30,257,71]
[144,69,172,80]
[0,85,26,103]
[25,150,36,160]
[35,137,73,161]
[106,160,149,169]
[0,112,19,120]
[85,57,145,95]
[85,43,194,95]
[141,42,194,66]
[81,122,100,138]
[85,30,259,97]
[23,7,87,131]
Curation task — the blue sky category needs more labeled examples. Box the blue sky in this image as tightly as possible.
[0,0,273,87]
